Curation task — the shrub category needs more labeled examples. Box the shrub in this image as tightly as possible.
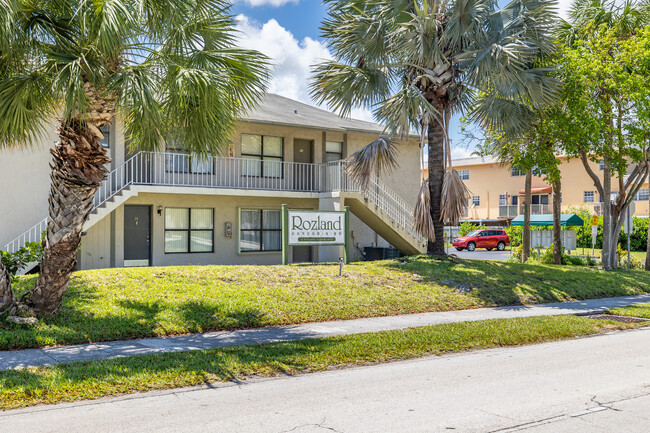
[0,241,44,276]
[505,226,522,247]
[458,221,479,237]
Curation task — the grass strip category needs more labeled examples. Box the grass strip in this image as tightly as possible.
[0,315,639,410]
[4,256,650,351]
[609,302,650,319]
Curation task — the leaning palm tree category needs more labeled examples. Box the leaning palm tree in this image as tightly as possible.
[0,0,269,316]
[311,0,559,254]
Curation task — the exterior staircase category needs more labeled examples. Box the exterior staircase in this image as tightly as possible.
[4,152,427,270]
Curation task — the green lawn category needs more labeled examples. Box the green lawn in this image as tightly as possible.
[0,315,638,410]
[567,248,646,261]
[609,303,650,319]
[3,255,650,351]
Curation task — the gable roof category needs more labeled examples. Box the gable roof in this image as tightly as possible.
[243,93,385,135]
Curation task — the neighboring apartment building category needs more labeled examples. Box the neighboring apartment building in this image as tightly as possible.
[1,94,425,271]
[424,155,649,224]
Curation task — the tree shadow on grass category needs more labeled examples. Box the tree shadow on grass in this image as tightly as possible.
[0,297,267,351]
[0,337,342,408]
[383,255,650,307]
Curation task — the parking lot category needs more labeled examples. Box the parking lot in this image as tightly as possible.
[448,248,512,261]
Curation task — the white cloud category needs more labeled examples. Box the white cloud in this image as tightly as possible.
[236,15,376,124]
[451,146,472,160]
[236,15,330,103]
[243,0,299,6]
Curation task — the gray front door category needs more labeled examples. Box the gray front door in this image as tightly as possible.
[124,205,151,267]
[293,139,313,191]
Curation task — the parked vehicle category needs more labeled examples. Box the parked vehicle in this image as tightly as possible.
[452,229,510,252]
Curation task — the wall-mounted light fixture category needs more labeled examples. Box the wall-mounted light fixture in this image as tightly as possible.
[157,206,163,216]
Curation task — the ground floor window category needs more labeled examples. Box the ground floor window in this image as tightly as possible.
[165,208,214,253]
[240,209,281,252]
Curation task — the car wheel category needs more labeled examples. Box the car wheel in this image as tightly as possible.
[497,241,506,251]
[486,248,493,251]
[455,247,463,251]
[467,242,476,252]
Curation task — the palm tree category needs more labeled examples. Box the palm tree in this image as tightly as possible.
[311,0,559,255]
[0,0,269,316]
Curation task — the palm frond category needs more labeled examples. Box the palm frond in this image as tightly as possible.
[441,169,472,225]
[413,179,436,242]
[345,134,399,190]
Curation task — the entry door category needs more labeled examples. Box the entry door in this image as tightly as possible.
[124,205,151,267]
[292,246,312,263]
[293,139,313,191]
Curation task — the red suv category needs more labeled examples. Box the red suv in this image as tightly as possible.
[453,229,510,252]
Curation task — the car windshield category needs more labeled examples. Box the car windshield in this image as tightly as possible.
[465,230,480,237]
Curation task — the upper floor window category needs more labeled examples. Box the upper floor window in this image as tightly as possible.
[511,167,525,177]
[635,189,649,201]
[472,196,480,206]
[599,159,605,171]
[164,145,213,174]
[584,191,595,203]
[99,124,110,148]
[242,134,283,178]
[325,141,343,162]
[499,194,506,206]
[458,169,469,180]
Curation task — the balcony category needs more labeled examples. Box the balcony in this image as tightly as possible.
[498,205,518,218]
[520,204,550,215]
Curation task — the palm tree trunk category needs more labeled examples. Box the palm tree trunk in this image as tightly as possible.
[427,121,445,255]
[0,261,14,314]
[522,169,532,262]
[21,120,109,316]
[552,178,562,265]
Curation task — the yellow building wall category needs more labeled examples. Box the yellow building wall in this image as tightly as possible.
[425,157,649,221]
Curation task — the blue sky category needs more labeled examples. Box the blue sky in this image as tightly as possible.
[230,0,573,158]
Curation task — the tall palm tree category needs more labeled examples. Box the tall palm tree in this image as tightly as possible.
[311,0,559,255]
[0,0,269,316]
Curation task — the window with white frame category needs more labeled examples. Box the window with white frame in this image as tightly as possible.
[240,209,282,252]
[584,191,595,203]
[472,196,480,206]
[164,143,213,174]
[164,208,214,253]
[458,169,469,180]
[325,141,343,162]
[635,189,649,201]
[499,195,506,205]
[99,124,110,148]
[599,159,605,171]
[241,134,283,178]
[511,167,525,177]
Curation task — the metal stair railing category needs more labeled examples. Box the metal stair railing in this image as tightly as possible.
[324,161,426,246]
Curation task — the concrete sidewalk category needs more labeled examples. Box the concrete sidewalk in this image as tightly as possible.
[2,294,650,371]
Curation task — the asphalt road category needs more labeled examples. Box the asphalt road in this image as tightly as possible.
[449,247,512,261]
[3,327,649,433]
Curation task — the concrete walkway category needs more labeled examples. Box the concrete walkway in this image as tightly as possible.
[2,294,650,371]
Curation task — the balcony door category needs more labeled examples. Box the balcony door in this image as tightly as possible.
[293,139,313,191]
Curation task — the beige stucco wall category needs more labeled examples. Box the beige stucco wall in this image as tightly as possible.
[431,157,650,221]
[1,115,421,267]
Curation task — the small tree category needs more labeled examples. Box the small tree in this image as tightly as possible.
[0,0,269,316]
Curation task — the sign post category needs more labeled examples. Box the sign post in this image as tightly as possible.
[281,205,350,265]
[591,215,598,258]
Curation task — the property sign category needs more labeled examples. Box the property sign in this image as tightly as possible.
[591,216,598,226]
[592,225,598,246]
[287,210,346,246]
[281,205,350,265]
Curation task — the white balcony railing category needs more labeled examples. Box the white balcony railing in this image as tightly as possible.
[520,204,550,215]
[498,205,518,218]
[4,151,426,253]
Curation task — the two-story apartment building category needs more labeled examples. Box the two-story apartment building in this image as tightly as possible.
[425,155,650,224]
[1,94,425,271]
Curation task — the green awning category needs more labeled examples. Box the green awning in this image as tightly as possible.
[511,214,584,227]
